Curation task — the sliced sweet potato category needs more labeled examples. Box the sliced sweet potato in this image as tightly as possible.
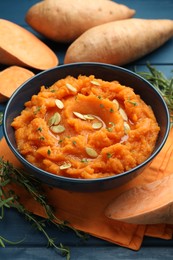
[0,66,34,102]
[0,19,58,70]
[105,174,173,224]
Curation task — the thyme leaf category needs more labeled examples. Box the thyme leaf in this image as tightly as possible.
[0,157,88,259]
[0,112,3,125]
[0,235,25,247]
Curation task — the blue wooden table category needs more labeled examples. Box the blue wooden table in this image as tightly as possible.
[0,0,173,259]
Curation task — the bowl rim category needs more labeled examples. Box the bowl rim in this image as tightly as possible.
[3,62,171,184]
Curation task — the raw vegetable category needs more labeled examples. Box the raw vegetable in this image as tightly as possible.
[105,174,173,224]
[0,157,70,258]
[0,19,58,70]
[25,0,135,43]
[64,18,173,65]
[104,66,173,225]
[0,157,87,258]
[0,66,34,103]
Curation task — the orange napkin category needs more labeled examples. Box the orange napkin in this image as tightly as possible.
[0,128,173,250]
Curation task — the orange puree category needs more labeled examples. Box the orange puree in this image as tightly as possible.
[11,75,160,179]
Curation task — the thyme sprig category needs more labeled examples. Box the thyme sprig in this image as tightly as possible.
[0,157,88,259]
[137,64,173,126]
[0,235,25,248]
[0,112,3,125]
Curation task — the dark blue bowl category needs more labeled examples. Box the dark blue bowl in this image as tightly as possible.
[3,63,170,192]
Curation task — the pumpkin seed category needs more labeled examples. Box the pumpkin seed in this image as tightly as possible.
[90,80,100,86]
[85,147,98,158]
[50,124,65,134]
[92,122,102,129]
[81,158,88,163]
[119,108,128,121]
[48,117,54,126]
[112,99,120,110]
[66,83,77,93]
[59,162,71,170]
[84,114,95,120]
[55,99,64,109]
[124,122,130,134]
[48,112,61,126]
[73,111,86,120]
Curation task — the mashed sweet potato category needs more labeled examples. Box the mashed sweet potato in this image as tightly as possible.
[11,75,160,179]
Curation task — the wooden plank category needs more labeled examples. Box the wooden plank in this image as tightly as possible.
[1,245,173,260]
[0,1,173,259]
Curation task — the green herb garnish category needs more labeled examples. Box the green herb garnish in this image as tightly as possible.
[107,153,112,158]
[106,122,115,132]
[34,106,41,115]
[72,140,77,146]
[58,139,63,144]
[127,98,138,106]
[47,149,51,155]
[0,235,24,248]
[0,112,3,125]
[0,158,88,259]
[106,127,113,132]
[37,127,42,132]
[137,64,173,126]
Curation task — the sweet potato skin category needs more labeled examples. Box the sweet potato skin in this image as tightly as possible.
[25,0,135,43]
[0,19,58,70]
[64,19,173,65]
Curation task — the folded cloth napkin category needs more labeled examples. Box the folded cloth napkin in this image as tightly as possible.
[0,128,173,250]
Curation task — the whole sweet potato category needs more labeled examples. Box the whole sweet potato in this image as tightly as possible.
[25,0,135,43]
[64,18,173,65]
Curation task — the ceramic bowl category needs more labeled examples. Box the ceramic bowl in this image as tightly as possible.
[3,63,170,192]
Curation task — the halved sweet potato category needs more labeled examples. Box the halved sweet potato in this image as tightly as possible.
[0,19,58,70]
[105,174,173,224]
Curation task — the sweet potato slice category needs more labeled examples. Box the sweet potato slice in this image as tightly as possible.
[25,0,135,43]
[105,174,173,224]
[0,66,35,103]
[64,19,173,65]
[0,19,58,70]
